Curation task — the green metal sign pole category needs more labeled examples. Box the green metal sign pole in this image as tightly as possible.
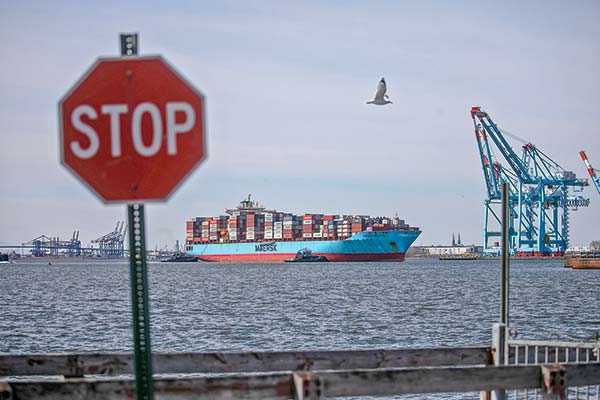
[128,203,154,400]
[122,33,154,400]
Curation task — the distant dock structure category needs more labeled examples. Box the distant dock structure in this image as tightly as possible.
[1,222,128,258]
[91,221,126,258]
[21,231,81,257]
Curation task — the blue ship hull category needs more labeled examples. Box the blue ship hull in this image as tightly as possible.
[188,229,421,262]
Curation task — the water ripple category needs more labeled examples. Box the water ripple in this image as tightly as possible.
[1,258,599,396]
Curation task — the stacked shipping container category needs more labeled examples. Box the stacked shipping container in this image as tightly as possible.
[185,201,414,247]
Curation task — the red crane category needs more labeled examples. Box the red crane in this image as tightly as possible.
[580,151,600,195]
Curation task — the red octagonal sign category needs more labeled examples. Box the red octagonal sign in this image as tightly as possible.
[59,56,206,203]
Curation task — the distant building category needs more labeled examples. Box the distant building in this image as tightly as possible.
[417,245,482,256]
[408,233,483,257]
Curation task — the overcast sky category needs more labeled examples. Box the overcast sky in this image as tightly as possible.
[1,1,599,250]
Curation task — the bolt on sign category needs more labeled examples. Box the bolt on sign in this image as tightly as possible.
[59,56,206,202]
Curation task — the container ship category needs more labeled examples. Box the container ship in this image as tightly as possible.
[185,196,421,263]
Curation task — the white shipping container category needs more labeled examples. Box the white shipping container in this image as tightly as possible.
[274,221,283,227]
[283,221,293,226]
[264,233,273,239]
[302,233,312,238]
[313,232,322,238]
[247,227,255,232]
[273,233,283,239]
[303,220,313,225]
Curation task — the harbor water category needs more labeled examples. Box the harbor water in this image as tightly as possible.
[1,258,599,397]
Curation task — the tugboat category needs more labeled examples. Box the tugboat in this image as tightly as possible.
[285,248,328,263]
[160,253,199,263]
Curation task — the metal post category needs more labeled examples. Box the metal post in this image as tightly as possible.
[491,323,508,400]
[128,204,153,400]
[120,32,139,56]
[501,182,510,325]
[121,33,153,400]
[490,182,510,400]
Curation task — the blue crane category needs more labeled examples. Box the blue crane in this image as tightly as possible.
[580,151,600,195]
[470,107,590,256]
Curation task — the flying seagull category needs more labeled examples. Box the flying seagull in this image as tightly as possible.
[366,77,392,105]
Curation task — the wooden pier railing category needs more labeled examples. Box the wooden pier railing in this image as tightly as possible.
[0,347,490,377]
[1,347,599,399]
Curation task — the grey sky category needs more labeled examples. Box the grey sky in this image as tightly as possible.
[1,1,599,249]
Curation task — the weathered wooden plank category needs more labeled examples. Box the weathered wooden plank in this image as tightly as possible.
[2,376,283,400]
[566,363,600,387]
[4,363,600,400]
[7,374,293,400]
[320,365,540,397]
[0,346,491,376]
[0,353,134,377]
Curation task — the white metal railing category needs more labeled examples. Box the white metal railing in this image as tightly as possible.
[506,338,600,400]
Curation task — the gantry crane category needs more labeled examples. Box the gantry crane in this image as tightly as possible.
[21,231,81,256]
[580,151,600,195]
[92,222,127,257]
[471,107,590,256]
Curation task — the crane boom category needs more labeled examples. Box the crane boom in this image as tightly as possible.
[580,150,600,195]
[471,107,590,256]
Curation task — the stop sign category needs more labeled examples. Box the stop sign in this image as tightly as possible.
[59,56,205,203]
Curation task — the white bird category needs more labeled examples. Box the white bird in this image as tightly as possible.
[366,77,393,105]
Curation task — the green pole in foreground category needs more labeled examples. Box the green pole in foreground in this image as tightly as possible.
[128,203,154,400]
[122,32,154,400]
[501,182,510,326]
